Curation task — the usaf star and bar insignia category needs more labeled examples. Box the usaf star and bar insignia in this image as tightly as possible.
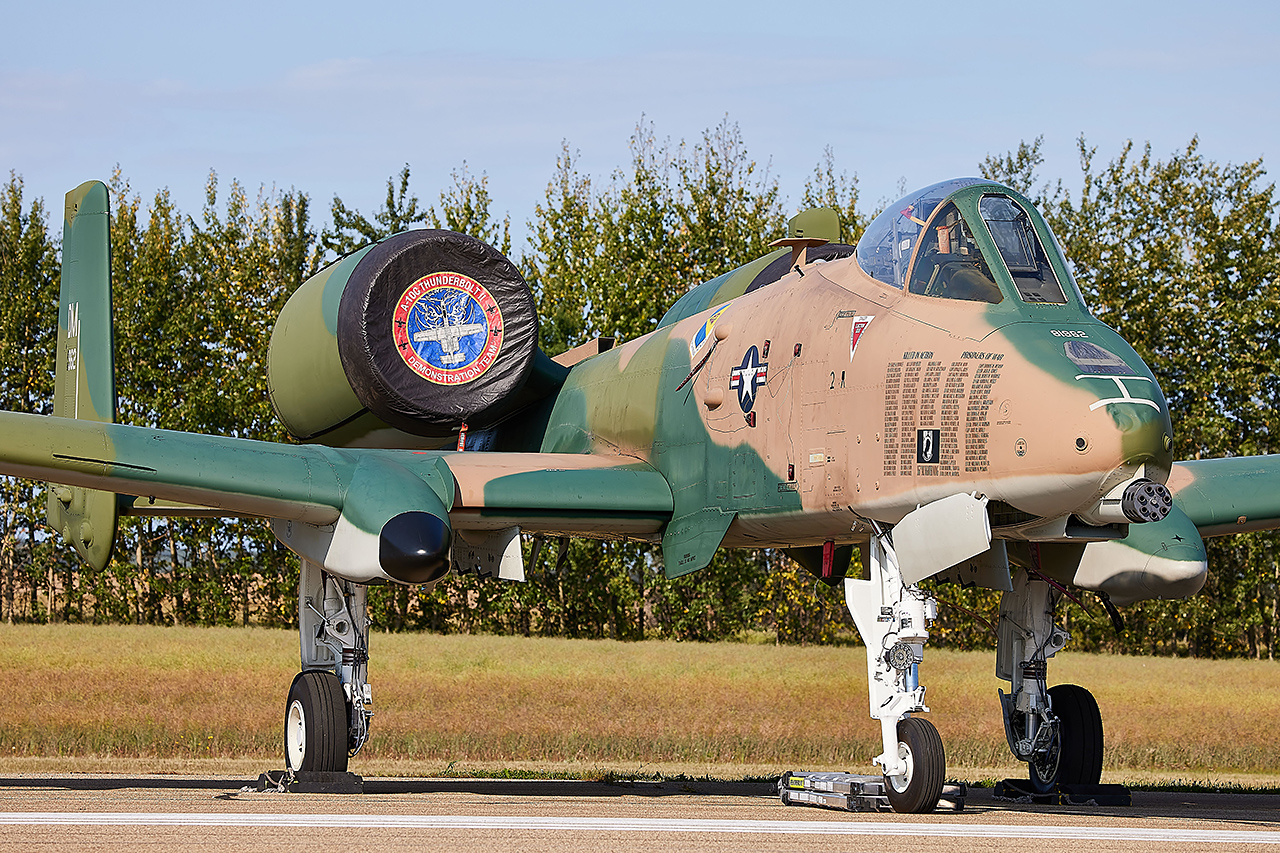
[729,345,769,420]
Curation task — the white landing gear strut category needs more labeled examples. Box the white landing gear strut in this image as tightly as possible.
[996,568,1103,791]
[844,524,945,813]
[287,558,373,773]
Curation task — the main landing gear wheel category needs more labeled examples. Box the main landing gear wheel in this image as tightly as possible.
[884,717,946,813]
[1029,684,1103,792]
[285,670,349,773]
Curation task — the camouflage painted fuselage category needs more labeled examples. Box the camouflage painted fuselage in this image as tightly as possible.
[8,177,1279,605]
[540,182,1172,576]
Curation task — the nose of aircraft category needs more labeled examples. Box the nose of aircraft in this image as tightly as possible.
[997,327,1174,524]
[1065,332,1174,523]
[1098,384,1174,478]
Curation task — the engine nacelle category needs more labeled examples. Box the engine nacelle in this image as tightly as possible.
[268,230,539,441]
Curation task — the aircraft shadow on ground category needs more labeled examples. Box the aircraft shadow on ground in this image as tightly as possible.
[3,775,1279,828]
[0,775,777,800]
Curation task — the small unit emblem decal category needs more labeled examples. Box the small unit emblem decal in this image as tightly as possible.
[689,304,729,359]
[849,314,874,361]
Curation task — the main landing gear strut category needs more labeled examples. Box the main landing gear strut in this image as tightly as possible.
[844,524,945,814]
[285,559,373,773]
[996,569,1103,791]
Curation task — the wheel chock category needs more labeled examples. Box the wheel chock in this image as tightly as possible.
[994,778,1130,806]
[257,769,364,794]
[779,771,966,812]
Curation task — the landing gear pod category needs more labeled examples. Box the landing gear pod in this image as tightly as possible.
[268,230,538,440]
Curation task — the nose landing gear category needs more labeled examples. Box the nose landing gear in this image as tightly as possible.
[845,527,945,813]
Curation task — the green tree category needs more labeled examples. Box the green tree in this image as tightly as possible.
[0,173,61,622]
[320,165,430,257]
[523,144,601,355]
[431,164,511,256]
[673,116,784,283]
[802,146,869,244]
[594,121,681,343]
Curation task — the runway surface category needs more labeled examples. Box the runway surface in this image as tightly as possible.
[1,774,1279,851]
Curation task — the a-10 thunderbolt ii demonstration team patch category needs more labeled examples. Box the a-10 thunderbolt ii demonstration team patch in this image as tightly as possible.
[392,271,504,385]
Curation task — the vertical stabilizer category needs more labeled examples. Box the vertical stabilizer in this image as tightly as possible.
[46,180,119,570]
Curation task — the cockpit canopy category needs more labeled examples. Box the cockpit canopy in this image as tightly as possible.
[855,178,1078,307]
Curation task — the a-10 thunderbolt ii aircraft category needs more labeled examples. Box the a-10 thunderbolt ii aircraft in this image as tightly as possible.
[1,176,1277,813]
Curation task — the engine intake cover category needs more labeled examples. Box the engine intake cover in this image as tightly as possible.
[337,230,538,435]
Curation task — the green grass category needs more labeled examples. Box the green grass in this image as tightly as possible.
[2,623,1279,786]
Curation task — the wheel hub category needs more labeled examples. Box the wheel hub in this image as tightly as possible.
[1030,723,1061,789]
[887,740,916,794]
[286,699,306,771]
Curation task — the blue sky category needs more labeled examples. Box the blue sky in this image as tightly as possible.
[3,0,1277,250]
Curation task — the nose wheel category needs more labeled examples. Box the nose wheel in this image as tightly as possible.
[284,670,349,773]
[883,717,946,814]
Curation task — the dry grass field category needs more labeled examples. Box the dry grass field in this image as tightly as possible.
[2,623,1278,787]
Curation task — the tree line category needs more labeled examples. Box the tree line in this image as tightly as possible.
[1,120,1277,657]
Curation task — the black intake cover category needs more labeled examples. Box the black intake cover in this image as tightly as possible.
[337,230,538,435]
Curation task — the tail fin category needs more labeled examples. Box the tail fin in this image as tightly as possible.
[46,180,119,570]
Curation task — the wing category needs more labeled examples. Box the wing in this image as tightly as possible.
[1169,456,1280,537]
[0,410,673,584]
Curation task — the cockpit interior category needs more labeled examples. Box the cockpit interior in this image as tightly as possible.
[855,178,1078,308]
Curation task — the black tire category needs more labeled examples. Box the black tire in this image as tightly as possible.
[284,670,349,773]
[1029,683,1103,791]
[336,229,538,436]
[883,717,946,814]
